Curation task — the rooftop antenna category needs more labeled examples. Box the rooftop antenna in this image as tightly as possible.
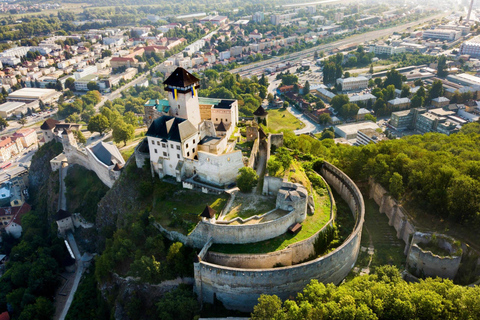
[466,0,474,24]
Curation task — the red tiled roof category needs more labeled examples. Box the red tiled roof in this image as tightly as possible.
[2,203,31,226]
[0,137,13,148]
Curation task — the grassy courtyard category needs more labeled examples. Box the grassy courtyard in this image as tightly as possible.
[151,181,229,234]
[223,193,276,221]
[210,190,332,254]
[267,108,305,132]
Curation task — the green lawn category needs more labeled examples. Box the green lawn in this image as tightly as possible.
[223,193,276,221]
[120,146,136,161]
[151,181,229,235]
[210,191,331,254]
[267,108,305,132]
[287,161,312,190]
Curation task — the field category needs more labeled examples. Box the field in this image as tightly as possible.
[267,108,305,132]
[151,181,229,234]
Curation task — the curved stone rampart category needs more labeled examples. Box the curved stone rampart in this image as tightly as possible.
[194,161,365,312]
[205,174,335,269]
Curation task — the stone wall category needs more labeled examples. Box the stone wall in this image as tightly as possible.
[194,161,364,312]
[368,179,416,253]
[195,150,243,186]
[206,175,335,269]
[406,232,462,279]
[247,138,260,169]
[262,175,284,195]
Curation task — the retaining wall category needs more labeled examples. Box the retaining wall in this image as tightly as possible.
[368,179,416,253]
[194,162,364,312]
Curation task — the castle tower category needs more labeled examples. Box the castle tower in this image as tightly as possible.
[164,67,202,128]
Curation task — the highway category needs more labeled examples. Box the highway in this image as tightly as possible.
[232,13,445,77]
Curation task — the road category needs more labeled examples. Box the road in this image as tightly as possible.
[232,13,444,77]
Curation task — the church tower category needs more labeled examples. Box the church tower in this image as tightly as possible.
[164,67,202,128]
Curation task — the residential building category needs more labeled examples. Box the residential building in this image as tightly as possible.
[0,137,21,162]
[431,97,450,108]
[270,13,296,25]
[390,108,426,130]
[349,93,377,106]
[387,97,411,110]
[12,128,37,148]
[7,88,60,104]
[252,12,264,23]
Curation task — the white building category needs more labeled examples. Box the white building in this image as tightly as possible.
[423,29,461,41]
[334,121,380,140]
[460,36,480,57]
[73,65,98,80]
[337,76,369,91]
[219,51,231,60]
[356,128,387,146]
[144,68,243,186]
[369,44,406,56]
[0,102,26,118]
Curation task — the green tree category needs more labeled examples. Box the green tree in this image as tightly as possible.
[428,80,444,101]
[73,130,86,144]
[319,113,331,124]
[437,55,448,78]
[410,95,424,108]
[400,85,411,98]
[267,158,282,176]
[65,77,75,91]
[123,111,138,127]
[369,64,374,74]
[87,81,100,91]
[87,114,110,135]
[303,80,310,95]
[389,172,404,199]
[267,93,274,104]
[236,167,259,192]
[276,147,292,171]
[156,284,199,320]
[0,116,8,130]
[364,113,377,122]
[251,295,284,320]
[283,101,289,109]
[112,120,135,146]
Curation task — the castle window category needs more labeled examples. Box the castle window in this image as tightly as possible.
[162,143,166,148]
[177,154,180,159]
[170,144,173,148]
[193,139,195,144]
[187,152,190,157]
[216,118,218,121]
[176,145,180,150]
[154,149,158,153]
[157,141,160,145]
[192,148,195,153]
[186,143,189,148]
[163,152,168,157]
[225,119,228,122]
[151,140,154,144]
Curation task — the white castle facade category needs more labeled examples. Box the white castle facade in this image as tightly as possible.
[142,67,244,187]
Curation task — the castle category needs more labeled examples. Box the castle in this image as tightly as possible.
[142,67,243,187]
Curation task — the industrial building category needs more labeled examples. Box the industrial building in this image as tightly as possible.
[6,88,61,104]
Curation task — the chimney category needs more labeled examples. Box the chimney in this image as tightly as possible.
[466,0,475,24]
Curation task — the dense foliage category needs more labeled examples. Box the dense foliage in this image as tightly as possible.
[0,142,67,319]
[251,265,480,320]
[199,71,268,116]
[282,123,480,228]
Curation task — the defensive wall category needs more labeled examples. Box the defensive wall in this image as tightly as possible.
[406,232,462,280]
[205,174,335,269]
[193,161,365,312]
[368,179,415,254]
